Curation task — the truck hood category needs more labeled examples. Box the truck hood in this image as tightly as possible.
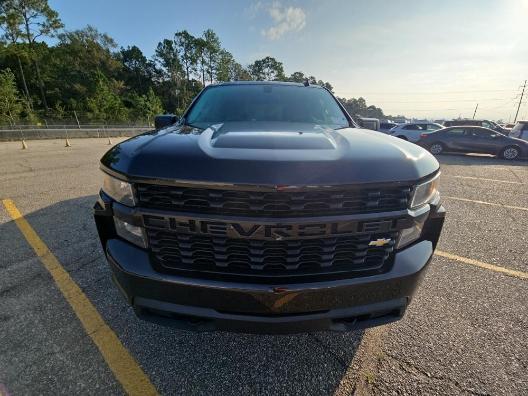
[101,122,439,185]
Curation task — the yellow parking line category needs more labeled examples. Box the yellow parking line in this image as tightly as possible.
[435,250,528,280]
[453,175,525,185]
[443,196,528,212]
[2,199,158,396]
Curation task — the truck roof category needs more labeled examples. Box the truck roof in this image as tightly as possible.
[211,81,324,89]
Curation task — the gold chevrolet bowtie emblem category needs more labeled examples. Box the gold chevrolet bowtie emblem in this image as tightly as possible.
[368,238,392,247]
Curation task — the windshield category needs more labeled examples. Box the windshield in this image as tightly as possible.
[185,84,350,130]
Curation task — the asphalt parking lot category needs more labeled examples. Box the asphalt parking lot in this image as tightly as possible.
[0,138,527,395]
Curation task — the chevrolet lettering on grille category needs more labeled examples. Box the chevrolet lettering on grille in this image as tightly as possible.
[143,214,406,240]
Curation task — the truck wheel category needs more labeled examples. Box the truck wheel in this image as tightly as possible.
[429,143,444,155]
[501,146,520,160]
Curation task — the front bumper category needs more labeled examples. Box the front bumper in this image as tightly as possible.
[106,238,435,334]
[95,191,445,334]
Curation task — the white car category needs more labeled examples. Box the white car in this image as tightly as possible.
[509,121,528,141]
[389,123,444,142]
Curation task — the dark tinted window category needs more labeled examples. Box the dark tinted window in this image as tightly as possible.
[470,128,501,138]
[427,124,442,131]
[403,124,422,130]
[445,120,475,127]
[446,128,466,135]
[186,84,349,129]
[481,121,495,129]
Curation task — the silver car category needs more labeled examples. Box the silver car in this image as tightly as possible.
[390,123,444,142]
[509,121,528,141]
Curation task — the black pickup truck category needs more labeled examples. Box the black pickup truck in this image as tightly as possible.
[94,81,445,334]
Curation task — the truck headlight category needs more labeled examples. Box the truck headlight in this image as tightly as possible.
[102,173,135,206]
[114,218,147,248]
[410,173,440,209]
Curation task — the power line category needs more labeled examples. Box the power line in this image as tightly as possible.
[369,97,511,104]
[336,89,517,96]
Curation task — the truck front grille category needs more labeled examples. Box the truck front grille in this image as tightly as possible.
[137,184,411,217]
[146,229,398,282]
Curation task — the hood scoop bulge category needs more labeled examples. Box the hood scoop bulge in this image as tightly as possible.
[207,122,337,150]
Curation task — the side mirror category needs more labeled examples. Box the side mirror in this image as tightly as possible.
[154,114,178,130]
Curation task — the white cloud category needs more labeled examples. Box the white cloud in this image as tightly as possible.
[245,1,263,19]
[261,2,306,40]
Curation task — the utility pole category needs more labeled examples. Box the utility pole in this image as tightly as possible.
[472,104,478,119]
[514,80,526,123]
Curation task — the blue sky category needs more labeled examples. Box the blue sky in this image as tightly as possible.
[49,0,528,120]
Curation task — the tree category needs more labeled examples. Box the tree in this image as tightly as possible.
[3,0,63,110]
[288,71,305,83]
[202,29,220,83]
[322,81,333,93]
[0,68,23,125]
[194,36,207,85]
[174,30,197,82]
[248,56,285,81]
[154,38,182,82]
[86,74,128,122]
[51,26,121,109]
[0,3,31,108]
[338,97,384,119]
[130,87,163,124]
[119,45,156,95]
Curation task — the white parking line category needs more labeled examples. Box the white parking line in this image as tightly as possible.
[436,250,528,280]
[444,196,528,212]
[453,175,525,185]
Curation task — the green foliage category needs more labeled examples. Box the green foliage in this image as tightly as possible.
[248,56,285,81]
[0,68,24,124]
[129,88,163,125]
[86,74,128,122]
[1,0,63,109]
[202,29,220,83]
[1,4,388,124]
[174,30,197,81]
[119,45,157,95]
[338,97,385,119]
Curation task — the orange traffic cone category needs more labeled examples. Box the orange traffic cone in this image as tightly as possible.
[21,140,28,149]
[65,138,71,147]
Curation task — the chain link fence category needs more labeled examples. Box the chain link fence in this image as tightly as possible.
[0,109,154,130]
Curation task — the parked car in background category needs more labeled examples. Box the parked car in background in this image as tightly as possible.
[443,119,509,134]
[500,123,516,130]
[389,123,444,142]
[379,121,398,133]
[509,121,528,141]
[418,126,528,160]
[356,117,380,131]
